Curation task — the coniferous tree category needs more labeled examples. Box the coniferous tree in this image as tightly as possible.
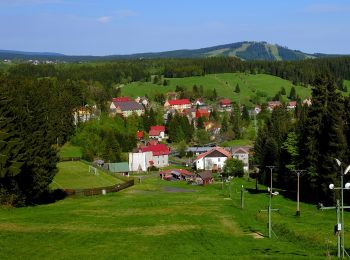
[299,74,347,202]
[289,86,297,100]
[235,83,240,93]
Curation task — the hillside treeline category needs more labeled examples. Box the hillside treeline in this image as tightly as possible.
[254,73,350,204]
[5,56,350,90]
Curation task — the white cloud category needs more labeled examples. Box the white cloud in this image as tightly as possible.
[96,16,112,23]
[302,4,350,13]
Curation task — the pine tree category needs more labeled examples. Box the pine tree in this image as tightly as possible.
[289,86,297,100]
[235,83,240,93]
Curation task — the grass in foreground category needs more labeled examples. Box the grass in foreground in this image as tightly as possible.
[50,161,121,189]
[0,176,348,259]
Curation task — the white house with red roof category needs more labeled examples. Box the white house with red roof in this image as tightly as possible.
[129,143,170,171]
[164,99,191,111]
[149,125,166,141]
[193,147,232,171]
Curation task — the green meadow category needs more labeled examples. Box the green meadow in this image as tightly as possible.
[50,161,121,189]
[0,176,347,259]
[121,73,312,104]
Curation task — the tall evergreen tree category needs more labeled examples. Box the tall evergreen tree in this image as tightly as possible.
[299,74,347,202]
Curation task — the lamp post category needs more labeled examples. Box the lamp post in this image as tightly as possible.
[331,158,350,258]
[292,170,306,216]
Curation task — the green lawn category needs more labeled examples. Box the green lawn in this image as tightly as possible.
[0,176,347,259]
[220,139,253,147]
[344,80,350,91]
[59,142,82,158]
[50,161,121,189]
[121,73,312,105]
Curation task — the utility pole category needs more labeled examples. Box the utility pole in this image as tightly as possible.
[317,200,350,258]
[259,166,279,238]
[237,185,248,209]
[292,169,306,216]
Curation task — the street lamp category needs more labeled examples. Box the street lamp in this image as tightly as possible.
[332,158,350,258]
[292,170,306,216]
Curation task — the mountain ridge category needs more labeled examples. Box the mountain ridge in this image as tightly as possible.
[0,41,346,62]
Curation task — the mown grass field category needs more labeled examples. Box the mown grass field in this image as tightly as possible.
[0,176,348,259]
[121,73,312,105]
[50,161,121,189]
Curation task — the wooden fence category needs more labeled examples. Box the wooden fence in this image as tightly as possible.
[62,179,134,197]
[59,157,81,162]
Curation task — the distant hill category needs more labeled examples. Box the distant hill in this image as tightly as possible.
[0,41,345,61]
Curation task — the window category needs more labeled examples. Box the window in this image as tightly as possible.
[218,158,220,162]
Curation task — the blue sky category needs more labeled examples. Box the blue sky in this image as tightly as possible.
[0,0,349,55]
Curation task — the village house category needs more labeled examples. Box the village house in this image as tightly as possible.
[129,151,153,172]
[250,105,261,116]
[196,108,210,119]
[303,98,312,106]
[129,143,170,172]
[192,98,205,107]
[159,169,194,181]
[149,125,166,141]
[231,147,250,172]
[193,147,232,171]
[197,171,214,185]
[135,96,149,107]
[219,99,232,111]
[267,101,282,111]
[164,99,191,111]
[183,108,197,121]
[73,105,96,125]
[140,144,170,168]
[110,100,145,117]
[287,101,297,110]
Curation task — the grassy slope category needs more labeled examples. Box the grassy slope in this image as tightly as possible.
[0,177,347,259]
[59,142,82,158]
[51,161,121,189]
[121,73,311,105]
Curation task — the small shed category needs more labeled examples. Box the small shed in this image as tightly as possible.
[197,171,214,185]
[108,162,130,176]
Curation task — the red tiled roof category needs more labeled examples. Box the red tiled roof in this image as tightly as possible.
[194,147,232,161]
[150,125,165,132]
[141,144,170,156]
[112,97,131,102]
[148,140,159,146]
[196,109,210,118]
[167,99,191,106]
[220,99,231,105]
[149,129,161,136]
[136,131,143,140]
